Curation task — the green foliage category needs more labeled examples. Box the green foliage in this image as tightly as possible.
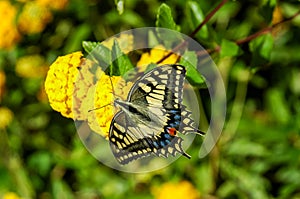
[179,50,206,87]
[111,40,134,76]
[220,39,240,58]
[156,3,179,31]
[185,1,208,39]
[1,0,300,198]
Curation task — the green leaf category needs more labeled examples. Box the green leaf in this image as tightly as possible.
[249,33,274,60]
[148,30,160,47]
[52,180,74,199]
[265,88,291,124]
[220,39,240,58]
[111,40,134,77]
[180,51,206,87]
[156,3,179,30]
[186,1,208,39]
[82,41,111,69]
[226,139,269,157]
[27,151,52,176]
[259,0,276,23]
[145,63,157,73]
[64,24,91,53]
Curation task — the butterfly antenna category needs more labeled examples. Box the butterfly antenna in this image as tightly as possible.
[88,103,112,112]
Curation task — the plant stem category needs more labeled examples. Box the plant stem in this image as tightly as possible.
[197,9,300,57]
[156,0,228,64]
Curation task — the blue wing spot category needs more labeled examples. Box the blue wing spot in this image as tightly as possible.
[169,109,178,114]
[153,141,159,148]
[163,133,171,139]
[170,123,177,128]
[174,114,181,120]
[160,140,166,147]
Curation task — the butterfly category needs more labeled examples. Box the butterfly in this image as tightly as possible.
[109,64,205,165]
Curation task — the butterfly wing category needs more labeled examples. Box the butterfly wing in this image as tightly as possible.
[109,64,202,165]
[109,111,188,164]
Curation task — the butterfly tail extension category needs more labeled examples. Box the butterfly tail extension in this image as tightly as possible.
[158,136,191,159]
[180,105,205,136]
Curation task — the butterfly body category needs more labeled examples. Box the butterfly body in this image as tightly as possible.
[109,64,204,165]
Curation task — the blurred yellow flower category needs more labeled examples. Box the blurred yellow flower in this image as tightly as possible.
[0,70,6,101]
[137,45,179,71]
[2,192,22,199]
[18,1,53,34]
[272,6,286,37]
[15,55,49,78]
[0,107,14,129]
[102,33,134,54]
[88,73,133,138]
[37,0,69,10]
[152,181,200,199]
[0,1,21,49]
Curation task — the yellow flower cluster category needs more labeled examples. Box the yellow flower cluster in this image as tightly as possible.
[37,0,68,10]
[44,52,132,137]
[45,52,84,119]
[152,181,201,199]
[88,74,132,138]
[0,0,69,49]
[0,107,14,129]
[137,45,179,71]
[18,1,53,34]
[0,1,21,49]
[15,55,49,78]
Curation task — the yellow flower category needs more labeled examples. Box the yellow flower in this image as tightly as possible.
[18,1,52,34]
[45,52,85,119]
[0,1,21,49]
[2,192,22,199]
[0,70,6,101]
[137,45,179,71]
[152,181,201,199]
[87,73,133,138]
[272,6,286,37]
[102,33,134,54]
[37,0,69,10]
[0,107,14,129]
[15,55,48,78]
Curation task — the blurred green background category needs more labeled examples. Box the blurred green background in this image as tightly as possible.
[1,0,300,198]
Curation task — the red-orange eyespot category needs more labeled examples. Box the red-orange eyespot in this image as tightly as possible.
[168,127,177,136]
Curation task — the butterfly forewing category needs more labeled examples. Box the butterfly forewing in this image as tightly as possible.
[109,64,201,165]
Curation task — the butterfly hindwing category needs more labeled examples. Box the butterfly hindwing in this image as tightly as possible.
[109,111,188,164]
[109,64,201,165]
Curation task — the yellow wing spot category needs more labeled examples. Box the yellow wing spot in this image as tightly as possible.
[168,147,174,154]
[149,93,164,100]
[158,74,168,79]
[142,84,152,93]
[156,85,165,90]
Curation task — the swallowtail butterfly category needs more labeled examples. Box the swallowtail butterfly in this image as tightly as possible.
[109,64,204,164]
